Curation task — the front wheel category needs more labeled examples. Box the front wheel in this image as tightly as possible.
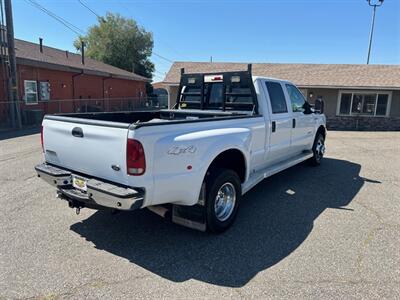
[205,168,242,233]
[308,133,325,166]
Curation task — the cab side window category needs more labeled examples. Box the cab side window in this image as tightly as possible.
[286,84,306,113]
[265,81,288,114]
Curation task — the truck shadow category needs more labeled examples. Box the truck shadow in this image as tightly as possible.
[0,127,41,141]
[70,158,370,287]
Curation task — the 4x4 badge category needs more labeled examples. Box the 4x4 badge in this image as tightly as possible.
[167,145,197,155]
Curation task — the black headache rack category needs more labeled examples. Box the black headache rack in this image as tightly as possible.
[175,64,258,114]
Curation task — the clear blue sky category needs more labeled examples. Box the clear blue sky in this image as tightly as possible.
[13,0,400,82]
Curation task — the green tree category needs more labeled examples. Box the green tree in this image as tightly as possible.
[74,12,154,79]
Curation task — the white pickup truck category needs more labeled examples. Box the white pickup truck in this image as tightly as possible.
[35,65,326,232]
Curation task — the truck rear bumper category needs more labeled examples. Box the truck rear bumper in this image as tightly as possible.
[35,163,144,211]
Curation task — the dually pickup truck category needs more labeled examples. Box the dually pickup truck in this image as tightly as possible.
[35,65,326,232]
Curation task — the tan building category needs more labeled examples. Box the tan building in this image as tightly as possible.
[161,62,400,130]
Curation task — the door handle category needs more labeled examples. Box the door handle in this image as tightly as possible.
[272,121,276,133]
[72,127,84,138]
[292,118,296,128]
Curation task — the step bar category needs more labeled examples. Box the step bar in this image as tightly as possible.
[242,151,313,194]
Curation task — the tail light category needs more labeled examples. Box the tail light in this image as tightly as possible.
[126,139,146,175]
[40,125,44,153]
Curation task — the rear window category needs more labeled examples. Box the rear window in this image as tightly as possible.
[208,83,224,108]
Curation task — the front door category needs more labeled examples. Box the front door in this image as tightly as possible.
[262,80,293,166]
[284,83,315,154]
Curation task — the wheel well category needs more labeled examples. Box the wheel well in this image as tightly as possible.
[207,149,246,183]
[317,125,326,139]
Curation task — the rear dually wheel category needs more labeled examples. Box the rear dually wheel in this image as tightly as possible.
[205,168,242,233]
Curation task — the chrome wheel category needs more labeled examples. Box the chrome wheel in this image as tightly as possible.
[214,182,236,222]
[315,137,325,161]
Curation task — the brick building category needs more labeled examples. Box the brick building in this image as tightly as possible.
[162,62,400,131]
[0,39,149,125]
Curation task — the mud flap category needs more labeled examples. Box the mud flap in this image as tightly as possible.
[172,204,206,232]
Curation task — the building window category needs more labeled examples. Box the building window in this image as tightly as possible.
[337,91,391,117]
[376,94,389,116]
[39,81,51,101]
[24,80,38,104]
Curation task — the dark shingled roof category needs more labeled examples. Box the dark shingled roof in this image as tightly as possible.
[164,62,400,89]
[14,39,150,82]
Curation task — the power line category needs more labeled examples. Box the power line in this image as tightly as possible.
[78,1,176,65]
[25,0,84,35]
[152,66,170,74]
[151,57,173,70]
[153,69,166,77]
[24,0,86,36]
[152,67,167,78]
[77,0,101,19]
[25,0,173,80]
[118,2,182,61]
[152,70,167,82]
[152,52,174,63]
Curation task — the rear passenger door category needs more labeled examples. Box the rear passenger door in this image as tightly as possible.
[262,80,293,165]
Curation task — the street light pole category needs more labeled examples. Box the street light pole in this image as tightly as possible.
[366,0,384,64]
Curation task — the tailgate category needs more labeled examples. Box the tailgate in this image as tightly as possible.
[42,118,130,184]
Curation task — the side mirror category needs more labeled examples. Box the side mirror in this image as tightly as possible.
[303,101,313,115]
[314,99,324,114]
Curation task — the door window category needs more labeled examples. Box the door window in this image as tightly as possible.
[265,81,288,114]
[286,84,306,113]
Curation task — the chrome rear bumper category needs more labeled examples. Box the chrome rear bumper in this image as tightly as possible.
[35,163,144,211]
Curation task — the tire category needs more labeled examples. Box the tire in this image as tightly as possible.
[205,168,242,233]
[308,133,325,166]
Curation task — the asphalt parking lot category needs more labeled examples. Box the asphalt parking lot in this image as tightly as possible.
[0,131,399,299]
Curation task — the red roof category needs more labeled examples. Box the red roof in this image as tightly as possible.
[15,39,150,82]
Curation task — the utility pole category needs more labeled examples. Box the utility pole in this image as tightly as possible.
[0,2,8,105]
[366,0,384,64]
[4,0,21,128]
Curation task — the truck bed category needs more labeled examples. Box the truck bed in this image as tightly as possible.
[46,109,251,128]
